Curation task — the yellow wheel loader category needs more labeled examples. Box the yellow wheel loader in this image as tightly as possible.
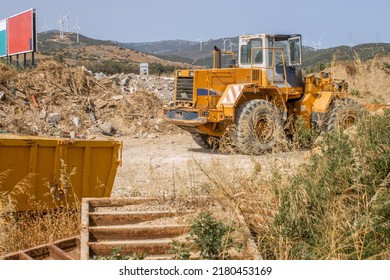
[163,34,362,154]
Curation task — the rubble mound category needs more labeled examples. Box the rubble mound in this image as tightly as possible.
[94,72,175,103]
[0,61,179,138]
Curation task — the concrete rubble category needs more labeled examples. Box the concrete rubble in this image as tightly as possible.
[93,72,175,103]
[0,61,180,138]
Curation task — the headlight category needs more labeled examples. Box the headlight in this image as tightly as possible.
[189,71,194,76]
[177,71,182,76]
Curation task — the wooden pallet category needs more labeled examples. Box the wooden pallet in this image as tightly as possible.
[81,197,194,260]
[2,196,261,260]
[2,236,80,260]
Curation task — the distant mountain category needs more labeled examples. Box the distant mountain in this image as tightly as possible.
[122,38,390,69]
[120,37,240,66]
[122,40,198,55]
[36,31,390,72]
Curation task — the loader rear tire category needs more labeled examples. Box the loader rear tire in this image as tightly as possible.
[326,98,363,132]
[235,100,283,155]
[191,133,219,150]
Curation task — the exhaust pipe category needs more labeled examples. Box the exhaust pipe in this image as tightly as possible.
[213,46,221,69]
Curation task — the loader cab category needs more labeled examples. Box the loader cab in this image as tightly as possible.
[238,34,303,87]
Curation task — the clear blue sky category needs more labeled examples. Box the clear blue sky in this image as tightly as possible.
[1,0,389,48]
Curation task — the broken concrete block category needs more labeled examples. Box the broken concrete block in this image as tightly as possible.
[39,110,47,119]
[120,77,130,86]
[48,113,61,124]
[99,122,114,135]
[72,117,80,127]
[112,95,124,100]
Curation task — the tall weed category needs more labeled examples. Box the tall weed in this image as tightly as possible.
[206,112,389,259]
[0,162,81,257]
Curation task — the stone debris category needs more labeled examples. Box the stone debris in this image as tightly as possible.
[72,117,80,127]
[0,60,180,138]
[47,112,62,124]
[93,72,175,103]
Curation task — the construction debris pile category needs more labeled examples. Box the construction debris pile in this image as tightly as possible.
[0,61,179,138]
[93,72,175,103]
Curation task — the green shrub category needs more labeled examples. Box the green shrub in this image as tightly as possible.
[149,62,176,75]
[350,89,361,96]
[81,60,138,75]
[169,241,191,260]
[91,246,147,260]
[291,115,320,149]
[190,211,233,259]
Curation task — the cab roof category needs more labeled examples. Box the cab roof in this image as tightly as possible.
[240,34,301,41]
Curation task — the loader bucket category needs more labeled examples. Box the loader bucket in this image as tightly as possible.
[0,135,122,211]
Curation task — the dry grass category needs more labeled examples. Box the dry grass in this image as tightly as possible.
[0,163,81,257]
[330,54,390,104]
[202,112,390,260]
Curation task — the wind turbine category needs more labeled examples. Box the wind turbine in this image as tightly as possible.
[222,38,229,51]
[72,17,81,43]
[228,38,236,51]
[63,11,71,32]
[57,15,64,39]
[311,39,322,51]
[41,18,49,34]
[198,37,204,51]
[317,39,322,50]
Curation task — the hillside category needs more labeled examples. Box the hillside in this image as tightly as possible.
[37,30,115,51]
[36,31,190,75]
[121,36,390,69]
[121,37,240,66]
[303,43,390,70]
[31,31,390,76]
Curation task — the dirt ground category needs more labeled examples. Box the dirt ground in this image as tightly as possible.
[112,133,306,197]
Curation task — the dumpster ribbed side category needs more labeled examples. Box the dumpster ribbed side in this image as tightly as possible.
[0,135,122,211]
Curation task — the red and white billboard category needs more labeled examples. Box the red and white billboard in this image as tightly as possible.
[7,9,36,56]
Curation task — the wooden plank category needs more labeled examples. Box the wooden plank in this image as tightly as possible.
[2,251,33,260]
[2,236,80,260]
[88,210,190,226]
[80,198,90,260]
[53,236,79,250]
[87,197,160,208]
[89,225,188,241]
[89,239,173,257]
[233,209,262,260]
[18,252,33,260]
[48,244,75,260]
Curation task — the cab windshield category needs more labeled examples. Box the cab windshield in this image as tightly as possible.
[240,38,263,65]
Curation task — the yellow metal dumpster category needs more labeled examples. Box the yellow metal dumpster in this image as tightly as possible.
[0,135,122,211]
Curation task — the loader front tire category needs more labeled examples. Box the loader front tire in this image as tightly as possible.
[191,133,219,150]
[326,98,363,132]
[235,100,283,154]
